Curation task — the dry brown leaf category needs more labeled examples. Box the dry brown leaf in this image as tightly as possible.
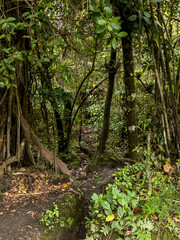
[173,217,180,222]
[151,214,158,220]
[133,206,141,214]
[11,210,16,213]
[163,162,171,173]
[19,168,26,172]
[26,211,35,217]
[125,231,132,236]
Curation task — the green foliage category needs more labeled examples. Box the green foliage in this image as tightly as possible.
[86,158,180,239]
[40,204,74,231]
[90,0,128,49]
[38,87,73,114]
[142,185,180,220]
[40,204,60,230]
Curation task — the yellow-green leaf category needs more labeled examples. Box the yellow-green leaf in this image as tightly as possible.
[105,214,114,222]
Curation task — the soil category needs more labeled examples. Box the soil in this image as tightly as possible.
[0,126,120,240]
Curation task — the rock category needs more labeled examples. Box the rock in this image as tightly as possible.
[41,193,83,240]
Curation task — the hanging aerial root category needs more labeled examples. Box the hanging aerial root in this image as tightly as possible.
[5,138,26,166]
[12,109,71,177]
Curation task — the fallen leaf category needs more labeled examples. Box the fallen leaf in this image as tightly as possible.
[0,212,3,215]
[125,231,132,236]
[151,214,158,220]
[173,217,180,222]
[11,210,16,213]
[164,162,171,173]
[26,211,35,217]
[133,206,141,214]
[105,214,114,222]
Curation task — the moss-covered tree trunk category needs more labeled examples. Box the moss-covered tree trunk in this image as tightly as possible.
[0,0,70,176]
[121,25,139,160]
[97,47,117,155]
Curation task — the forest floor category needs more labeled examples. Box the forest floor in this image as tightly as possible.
[0,126,120,240]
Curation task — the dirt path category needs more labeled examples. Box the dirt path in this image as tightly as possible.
[0,126,120,240]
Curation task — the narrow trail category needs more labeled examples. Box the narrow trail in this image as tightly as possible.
[0,126,121,240]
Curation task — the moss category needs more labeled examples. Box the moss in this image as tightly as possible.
[41,193,82,240]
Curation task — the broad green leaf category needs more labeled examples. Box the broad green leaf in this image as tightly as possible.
[117,31,128,37]
[111,22,121,31]
[44,58,50,62]
[143,16,151,25]
[130,191,136,197]
[128,15,137,21]
[104,6,112,17]
[0,82,5,88]
[0,19,6,25]
[105,209,113,216]
[96,17,106,25]
[112,187,120,197]
[106,194,114,203]
[36,61,42,68]
[111,17,120,23]
[96,25,106,34]
[9,75,14,80]
[7,17,16,22]
[111,38,117,49]
[107,24,113,31]
[106,214,114,222]
[117,206,124,218]
[90,4,99,12]
[6,57,14,64]
[6,35,11,42]
[0,34,6,39]
[6,64,15,72]
[6,83,12,89]
[22,12,30,17]
[126,195,131,203]
[143,11,151,18]
[0,67,5,73]
[28,56,37,62]
[134,22,139,28]
[4,79,9,86]
[117,197,125,206]
[101,200,111,209]
[131,199,138,209]
[91,193,99,202]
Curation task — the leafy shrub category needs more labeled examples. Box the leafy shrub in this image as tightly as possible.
[85,161,180,239]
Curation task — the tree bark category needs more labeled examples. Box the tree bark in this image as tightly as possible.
[15,110,71,176]
[97,47,117,154]
[121,27,139,160]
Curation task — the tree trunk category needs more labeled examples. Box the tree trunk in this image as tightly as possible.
[12,109,71,176]
[0,1,70,176]
[121,27,139,160]
[97,47,117,154]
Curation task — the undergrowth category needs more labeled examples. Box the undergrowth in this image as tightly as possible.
[85,157,180,240]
